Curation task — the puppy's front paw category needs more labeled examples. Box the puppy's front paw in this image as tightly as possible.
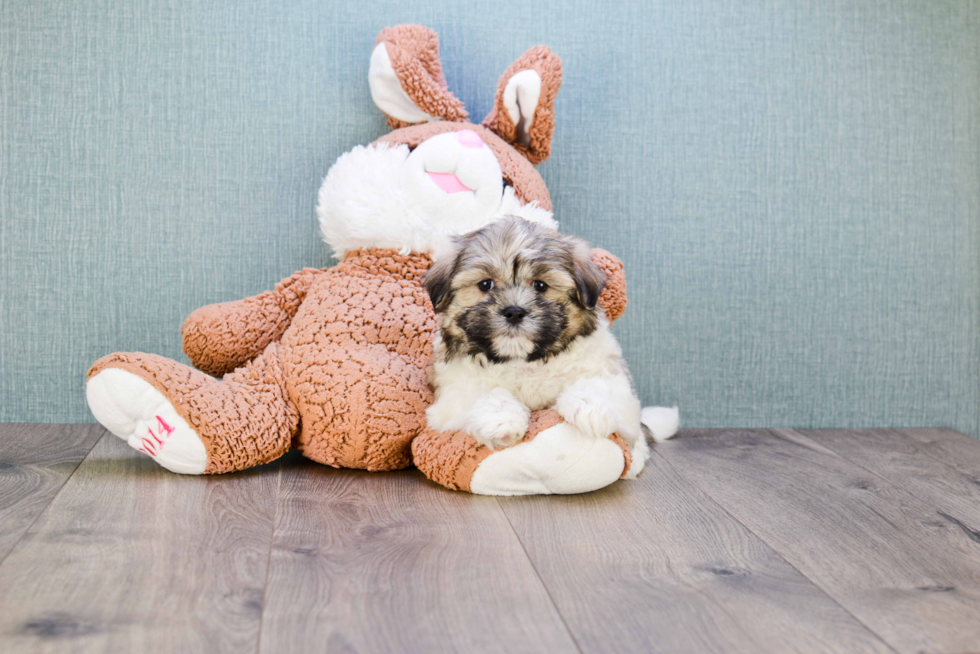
[566,400,619,439]
[557,388,619,439]
[426,398,463,433]
[467,388,530,450]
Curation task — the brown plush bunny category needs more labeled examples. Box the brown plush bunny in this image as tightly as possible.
[85,25,646,495]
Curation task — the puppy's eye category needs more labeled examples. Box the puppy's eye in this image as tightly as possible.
[532,280,548,293]
[477,279,494,292]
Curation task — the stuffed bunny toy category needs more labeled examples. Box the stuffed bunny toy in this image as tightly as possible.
[86,25,675,495]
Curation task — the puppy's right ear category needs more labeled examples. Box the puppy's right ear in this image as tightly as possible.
[369,25,469,129]
[424,243,461,313]
[569,239,607,310]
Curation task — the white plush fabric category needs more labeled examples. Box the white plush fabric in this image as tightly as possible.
[399,131,505,235]
[469,421,627,496]
[87,368,207,474]
[368,43,436,124]
[317,138,557,259]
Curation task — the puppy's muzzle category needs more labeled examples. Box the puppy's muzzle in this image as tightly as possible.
[502,306,527,325]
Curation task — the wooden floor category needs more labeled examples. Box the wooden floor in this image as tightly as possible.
[2,426,980,653]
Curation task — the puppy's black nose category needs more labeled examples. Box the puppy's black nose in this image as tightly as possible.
[502,306,527,324]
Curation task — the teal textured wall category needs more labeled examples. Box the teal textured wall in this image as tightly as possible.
[1,1,978,434]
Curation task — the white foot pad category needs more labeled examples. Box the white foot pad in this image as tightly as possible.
[470,422,627,496]
[86,368,207,474]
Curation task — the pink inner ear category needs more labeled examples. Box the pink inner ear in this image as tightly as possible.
[427,171,473,194]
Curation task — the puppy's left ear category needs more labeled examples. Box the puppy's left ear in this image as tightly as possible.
[482,46,562,165]
[570,240,607,310]
[424,241,461,313]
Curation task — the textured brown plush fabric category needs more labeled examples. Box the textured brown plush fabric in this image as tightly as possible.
[182,267,327,377]
[482,46,563,165]
[283,249,436,471]
[90,247,628,477]
[412,410,632,492]
[609,433,633,479]
[373,121,553,212]
[91,249,435,474]
[591,248,627,322]
[376,25,468,127]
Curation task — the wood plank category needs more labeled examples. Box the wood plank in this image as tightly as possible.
[797,428,980,546]
[0,434,280,654]
[258,458,578,654]
[657,429,980,654]
[0,423,103,563]
[895,428,980,481]
[498,449,894,654]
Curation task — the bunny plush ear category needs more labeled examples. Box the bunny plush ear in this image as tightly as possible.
[369,25,469,129]
[482,46,562,165]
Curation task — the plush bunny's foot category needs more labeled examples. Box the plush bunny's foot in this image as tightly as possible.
[469,421,630,495]
[413,410,634,496]
[87,348,298,474]
[87,368,207,474]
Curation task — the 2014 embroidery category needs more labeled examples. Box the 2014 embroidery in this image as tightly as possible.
[139,416,175,456]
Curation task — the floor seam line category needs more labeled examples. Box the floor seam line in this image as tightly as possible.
[0,426,105,569]
[494,497,585,654]
[254,456,285,654]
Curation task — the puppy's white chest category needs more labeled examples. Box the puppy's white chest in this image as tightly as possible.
[466,335,618,410]
[432,326,625,412]
[484,361,567,410]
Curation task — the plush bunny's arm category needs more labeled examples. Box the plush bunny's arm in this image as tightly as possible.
[591,249,627,323]
[182,267,328,376]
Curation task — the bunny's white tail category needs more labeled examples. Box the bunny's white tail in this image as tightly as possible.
[641,406,680,443]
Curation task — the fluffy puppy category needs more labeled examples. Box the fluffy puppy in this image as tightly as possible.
[424,216,655,476]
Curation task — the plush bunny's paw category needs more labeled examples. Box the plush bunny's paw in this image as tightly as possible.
[86,368,207,474]
[468,388,530,450]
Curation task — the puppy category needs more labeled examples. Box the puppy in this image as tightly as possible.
[424,215,663,477]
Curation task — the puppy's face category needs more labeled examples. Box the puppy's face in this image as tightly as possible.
[425,216,607,363]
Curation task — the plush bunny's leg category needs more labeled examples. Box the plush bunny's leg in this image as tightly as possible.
[293,343,432,472]
[413,410,632,496]
[87,344,298,474]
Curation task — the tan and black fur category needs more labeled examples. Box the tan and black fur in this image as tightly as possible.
[425,217,607,365]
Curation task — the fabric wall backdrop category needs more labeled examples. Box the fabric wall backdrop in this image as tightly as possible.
[1,0,978,435]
